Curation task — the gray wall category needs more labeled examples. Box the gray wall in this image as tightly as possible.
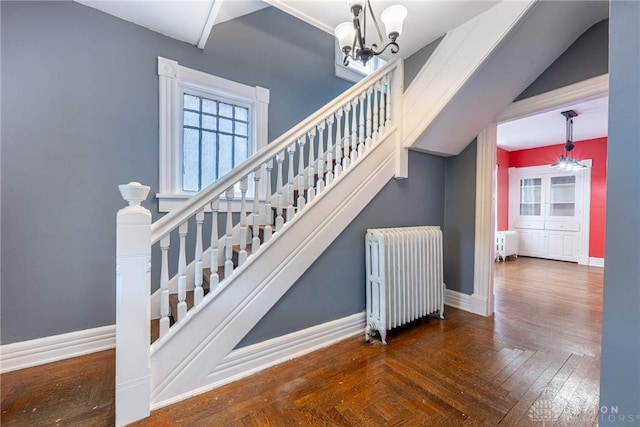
[404,36,444,89]
[599,1,640,423]
[240,150,446,346]
[443,140,477,295]
[0,1,351,344]
[516,18,608,100]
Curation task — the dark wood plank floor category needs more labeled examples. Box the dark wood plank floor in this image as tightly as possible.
[1,257,604,426]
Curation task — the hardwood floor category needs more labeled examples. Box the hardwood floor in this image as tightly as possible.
[1,257,604,426]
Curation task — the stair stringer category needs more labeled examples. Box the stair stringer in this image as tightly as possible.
[149,127,399,407]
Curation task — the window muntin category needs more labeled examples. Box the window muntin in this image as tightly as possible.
[519,178,542,216]
[549,175,576,217]
[181,93,251,193]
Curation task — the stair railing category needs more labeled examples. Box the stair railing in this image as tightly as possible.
[115,59,402,426]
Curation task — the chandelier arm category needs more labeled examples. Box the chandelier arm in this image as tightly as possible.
[353,16,365,52]
[367,0,385,45]
[370,41,400,56]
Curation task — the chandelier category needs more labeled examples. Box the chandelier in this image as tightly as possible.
[550,110,588,171]
[334,0,408,66]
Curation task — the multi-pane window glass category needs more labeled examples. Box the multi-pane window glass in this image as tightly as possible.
[182,94,250,192]
[520,178,542,216]
[549,175,576,216]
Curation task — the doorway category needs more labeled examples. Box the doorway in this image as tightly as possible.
[471,74,608,317]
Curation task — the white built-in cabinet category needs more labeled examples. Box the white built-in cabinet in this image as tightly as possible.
[508,161,591,264]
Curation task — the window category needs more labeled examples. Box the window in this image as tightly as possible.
[157,57,269,212]
[182,94,250,192]
[334,41,386,83]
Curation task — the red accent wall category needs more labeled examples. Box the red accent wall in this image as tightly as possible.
[497,148,510,231]
[504,137,607,258]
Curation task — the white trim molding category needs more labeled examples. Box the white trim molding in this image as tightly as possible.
[472,124,497,317]
[444,288,473,313]
[497,74,609,123]
[589,257,605,268]
[445,289,491,317]
[0,325,115,373]
[151,312,366,410]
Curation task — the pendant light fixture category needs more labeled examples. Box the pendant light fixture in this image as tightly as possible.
[550,110,588,171]
[334,0,408,66]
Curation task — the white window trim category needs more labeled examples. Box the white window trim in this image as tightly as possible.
[157,56,269,212]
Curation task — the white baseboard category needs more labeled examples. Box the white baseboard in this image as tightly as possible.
[151,312,366,410]
[445,288,472,312]
[589,257,605,267]
[0,325,115,373]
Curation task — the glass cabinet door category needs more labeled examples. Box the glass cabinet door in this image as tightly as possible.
[520,178,542,216]
[549,175,576,217]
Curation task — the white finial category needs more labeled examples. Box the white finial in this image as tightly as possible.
[118,182,151,207]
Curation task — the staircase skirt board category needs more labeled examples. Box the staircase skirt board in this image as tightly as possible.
[150,128,399,405]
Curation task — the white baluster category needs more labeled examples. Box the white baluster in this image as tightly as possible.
[325,115,334,187]
[316,122,325,195]
[380,77,387,136]
[386,73,392,129]
[159,235,170,338]
[307,128,316,202]
[263,161,273,243]
[297,137,306,211]
[373,81,380,143]
[238,178,248,265]
[366,87,373,150]
[358,92,366,157]
[351,98,358,164]
[286,143,296,221]
[252,169,261,254]
[193,209,205,306]
[177,221,188,322]
[275,152,284,231]
[209,199,220,286]
[343,103,351,172]
[334,108,344,179]
[224,188,234,278]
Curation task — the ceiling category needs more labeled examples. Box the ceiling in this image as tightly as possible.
[497,96,609,151]
[75,0,270,48]
[75,0,608,152]
[76,0,499,58]
[264,0,500,59]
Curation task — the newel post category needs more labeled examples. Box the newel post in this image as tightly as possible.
[116,182,151,426]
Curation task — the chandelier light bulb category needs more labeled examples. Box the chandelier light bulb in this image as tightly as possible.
[347,0,365,15]
[381,5,408,40]
[334,22,355,53]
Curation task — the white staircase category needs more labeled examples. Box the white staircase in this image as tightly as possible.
[116,60,404,426]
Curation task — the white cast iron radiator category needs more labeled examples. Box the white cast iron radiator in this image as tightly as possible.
[365,226,445,344]
[495,230,518,261]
